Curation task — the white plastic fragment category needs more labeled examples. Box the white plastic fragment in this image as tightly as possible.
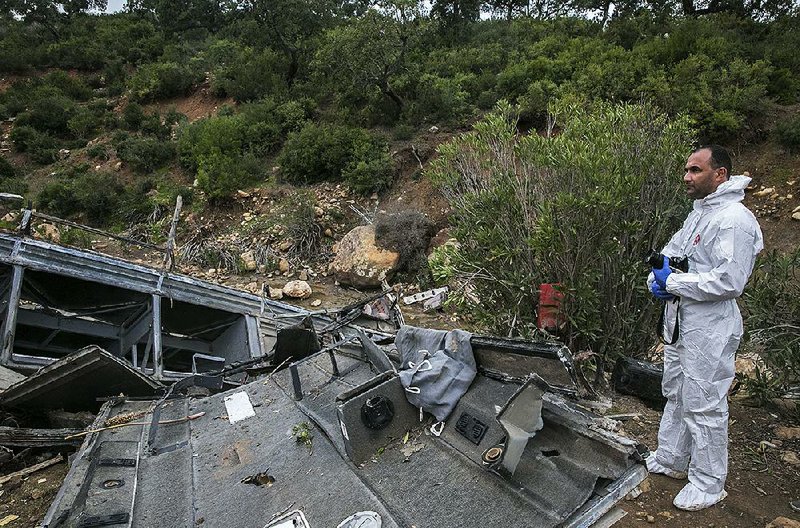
[224,391,256,424]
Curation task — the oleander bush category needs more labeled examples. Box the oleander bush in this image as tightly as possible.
[428,100,692,363]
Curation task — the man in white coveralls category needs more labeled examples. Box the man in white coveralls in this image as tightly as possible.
[645,145,763,511]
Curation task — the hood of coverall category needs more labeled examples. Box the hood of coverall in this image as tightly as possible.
[693,174,751,211]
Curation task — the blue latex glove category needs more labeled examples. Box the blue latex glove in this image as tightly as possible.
[650,281,675,301]
[652,255,672,289]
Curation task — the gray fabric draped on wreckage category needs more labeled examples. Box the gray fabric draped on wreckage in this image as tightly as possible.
[0,232,649,528]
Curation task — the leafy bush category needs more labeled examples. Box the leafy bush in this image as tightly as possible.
[211,48,285,102]
[411,74,470,123]
[196,152,261,201]
[0,156,26,195]
[123,103,146,131]
[15,95,76,135]
[9,126,59,164]
[115,135,176,173]
[278,123,393,192]
[128,62,199,102]
[177,115,244,171]
[428,101,692,362]
[775,115,800,152]
[38,170,124,225]
[742,248,800,403]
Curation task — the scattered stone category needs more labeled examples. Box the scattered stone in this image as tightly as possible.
[268,286,283,300]
[766,517,800,528]
[278,239,293,252]
[776,426,800,440]
[240,250,257,271]
[30,488,43,500]
[2,213,16,222]
[754,187,775,197]
[278,259,290,273]
[245,282,258,293]
[282,280,312,299]
[299,270,308,281]
[428,125,439,133]
[237,190,250,198]
[324,228,333,237]
[792,212,800,221]
[310,299,322,307]
[646,514,655,523]
[781,451,800,466]
[113,161,122,171]
[657,511,674,520]
[58,148,70,159]
[793,205,800,213]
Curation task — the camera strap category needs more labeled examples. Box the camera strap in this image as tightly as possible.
[657,299,680,345]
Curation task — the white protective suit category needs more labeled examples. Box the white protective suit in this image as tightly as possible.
[646,174,763,507]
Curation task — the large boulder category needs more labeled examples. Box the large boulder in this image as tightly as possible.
[330,225,400,288]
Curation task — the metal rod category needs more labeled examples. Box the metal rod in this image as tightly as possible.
[162,195,183,271]
[328,350,340,377]
[30,211,166,252]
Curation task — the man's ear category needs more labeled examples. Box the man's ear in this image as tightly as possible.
[717,166,729,182]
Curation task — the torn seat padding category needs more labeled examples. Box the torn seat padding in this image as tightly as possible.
[396,326,475,422]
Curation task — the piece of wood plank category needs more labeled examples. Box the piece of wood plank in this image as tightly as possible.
[0,454,63,486]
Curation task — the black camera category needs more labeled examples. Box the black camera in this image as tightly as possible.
[645,250,689,273]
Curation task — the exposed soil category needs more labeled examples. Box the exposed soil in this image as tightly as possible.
[0,461,68,527]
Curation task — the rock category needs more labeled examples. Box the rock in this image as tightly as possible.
[311,299,322,307]
[324,228,333,237]
[766,517,800,528]
[792,212,800,221]
[114,161,123,171]
[278,239,293,252]
[38,223,60,243]
[329,225,400,288]
[657,511,674,520]
[314,206,324,217]
[299,270,308,281]
[429,125,439,133]
[793,205,800,213]
[283,280,312,299]
[268,286,283,299]
[245,282,258,293]
[781,451,800,466]
[58,148,70,159]
[776,426,800,440]
[240,250,257,271]
[2,213,16,222]
[754,187,775,197]
[646,515,655,523]
[237,190,250,198]
[278,259,290,273]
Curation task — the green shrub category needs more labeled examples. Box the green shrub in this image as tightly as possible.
[196,152,261,201]
[15,95,76,135]
[411,74,470,123]
[177,115,244,171]
[742,248,800,403]
[428,100,693,361]
[278,123,392,189]
[775,115,800,152]
[10,126,58,164]
[128,62,199,102]
[38,170,124,226]
[123,103,146,130]
[342,136,394,194]
[211,48,285,102]
[116,135,176,173]
[0,156,26,195]
[86,143,110,160]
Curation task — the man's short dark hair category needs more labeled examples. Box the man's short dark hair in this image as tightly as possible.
[695,144,732,177]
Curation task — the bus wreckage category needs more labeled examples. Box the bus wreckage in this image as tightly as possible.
[0,231,649,527]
